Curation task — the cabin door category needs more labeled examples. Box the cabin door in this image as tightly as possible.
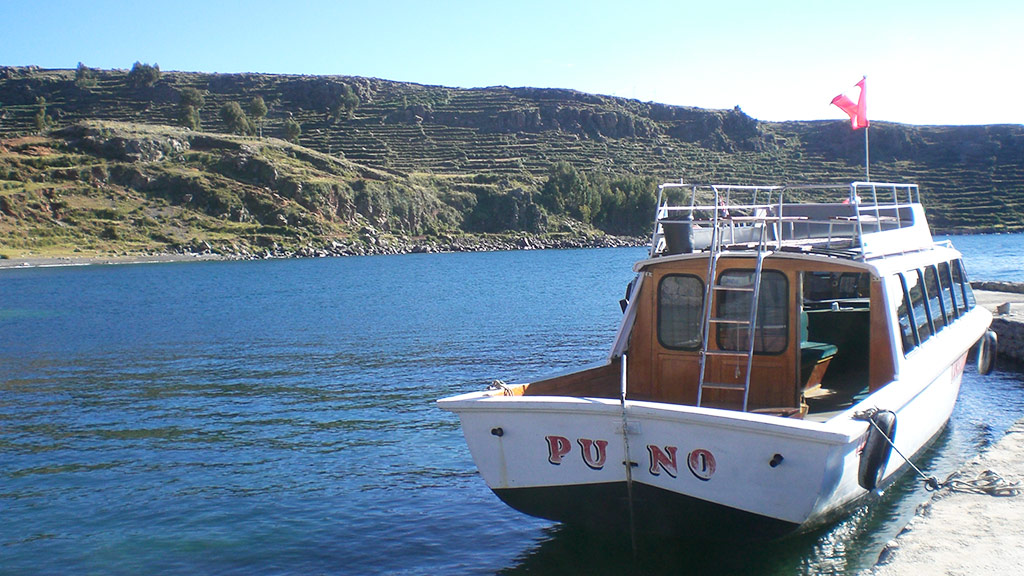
[648,267,799,411]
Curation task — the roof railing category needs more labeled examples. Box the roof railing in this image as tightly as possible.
[650,182,922,260]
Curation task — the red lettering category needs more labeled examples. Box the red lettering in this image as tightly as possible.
[578,438,609,470]
[546,435,572,465]
[687,449,716,480]
[648,445,679,477]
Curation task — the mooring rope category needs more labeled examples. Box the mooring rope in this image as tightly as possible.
[931,469,1022,497]
[487,379,514,396]
[855,408,1021,497]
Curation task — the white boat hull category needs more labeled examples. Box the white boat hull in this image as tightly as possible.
[440,308,988,538]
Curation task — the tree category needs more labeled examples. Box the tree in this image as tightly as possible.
[33,96,50,133]
[284,118,301,143]
[75,62,97,89]
[540,161,584,214]
[328,83,360,122]
[179,87,205,109]
[220,101,253,135]
[180,106,201,131]
[341,84,359,118]
[127,61,160,88]
[594,175,657,235]
[247,96,268,138]
[178,87,206,130]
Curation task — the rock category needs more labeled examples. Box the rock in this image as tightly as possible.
[973,281,1024,295]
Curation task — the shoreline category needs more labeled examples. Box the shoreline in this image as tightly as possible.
[0,234,649,270]
[3,226,1021,272]
[0,253,228,270]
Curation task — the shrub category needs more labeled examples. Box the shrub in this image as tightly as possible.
[178,87,206,130]
[179,106,201,130]
[33,97,50,133]
[248,97,268,138]
[75,62,97,89]
[127,61,161,88]
[220,102,253,135]
[328,84,360,121]
[179,87,205,109]
[284,118,301,143]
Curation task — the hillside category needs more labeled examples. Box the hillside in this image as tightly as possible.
[2,65,1023,259]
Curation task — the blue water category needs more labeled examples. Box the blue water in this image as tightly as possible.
[936,232,1024,282]
[1,234,1023,575]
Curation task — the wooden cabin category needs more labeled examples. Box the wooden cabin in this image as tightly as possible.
[620,255,890,417]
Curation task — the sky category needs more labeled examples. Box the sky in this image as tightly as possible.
[2,0,1022,126]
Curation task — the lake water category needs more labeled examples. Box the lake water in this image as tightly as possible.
[2,234,1023,575]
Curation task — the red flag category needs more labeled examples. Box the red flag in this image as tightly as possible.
[831,77,868,129]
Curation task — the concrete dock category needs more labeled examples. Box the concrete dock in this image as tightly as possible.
[974,283,1024,365]
[867,285,1024,574]
[867,422,1024,575]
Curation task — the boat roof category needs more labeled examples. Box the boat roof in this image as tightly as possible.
[644,181,957,272]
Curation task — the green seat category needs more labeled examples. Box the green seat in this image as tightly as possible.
[800,311,838,387]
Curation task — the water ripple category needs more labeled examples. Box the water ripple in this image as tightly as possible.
[2,246,1022,574]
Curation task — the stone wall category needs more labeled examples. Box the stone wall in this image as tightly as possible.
[991,316,1024,364]
[973,281,1024,364]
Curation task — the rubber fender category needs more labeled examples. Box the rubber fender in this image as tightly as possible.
[977,329,998,375]
[858,410,897,491]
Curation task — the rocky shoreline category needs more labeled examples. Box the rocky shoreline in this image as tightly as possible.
[272,232,648,258]
[0,233,649,269]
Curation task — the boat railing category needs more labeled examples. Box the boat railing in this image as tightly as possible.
[650,182,922,260]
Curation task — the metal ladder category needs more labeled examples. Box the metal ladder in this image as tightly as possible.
[696,191,773,412]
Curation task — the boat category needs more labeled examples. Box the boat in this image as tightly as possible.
[437,181,997,540]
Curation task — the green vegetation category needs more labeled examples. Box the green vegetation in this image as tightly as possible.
[178,87,205,130]
[74,62,97,89]
[248,96,267,138]
[329,83,359,122]
[219,102,253,135]
[126,62,160,89]
[284,118,301,143]
[0,65,1022,260]
[33,97,50,133]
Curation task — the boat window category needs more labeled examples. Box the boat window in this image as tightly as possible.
[923,266,947,331]
[802,271,870,307]
[658,274,704,350]
[896,275,919,354]
[716,270,788,354]
[937,261,959,321]
[952,259,976,311]
[904,270,933,342]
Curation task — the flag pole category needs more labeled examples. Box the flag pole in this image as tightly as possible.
[864,125,870,182]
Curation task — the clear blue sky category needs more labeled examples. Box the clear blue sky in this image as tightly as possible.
[3,0,1021,126]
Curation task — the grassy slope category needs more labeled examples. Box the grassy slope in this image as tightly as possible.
[1,66,1023,258]
[0,122,487,258]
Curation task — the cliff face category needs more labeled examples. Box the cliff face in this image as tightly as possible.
[1,66,1023,258]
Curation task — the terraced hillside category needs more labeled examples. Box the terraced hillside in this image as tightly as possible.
[1,65,1022,258]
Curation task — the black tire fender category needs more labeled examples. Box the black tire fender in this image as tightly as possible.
[858,410,897,491]
[977,329,998,375]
